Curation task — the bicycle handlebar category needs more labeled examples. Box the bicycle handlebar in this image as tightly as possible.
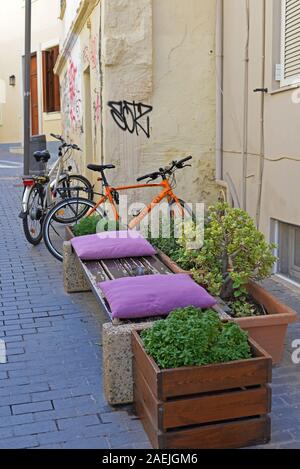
[50,134,82,152]
[50,133,64,142]
[137,172,160,182]
[137,156,192,182]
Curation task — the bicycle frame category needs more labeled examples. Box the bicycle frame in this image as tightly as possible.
[88,178,185,229]
[21,151,70,214]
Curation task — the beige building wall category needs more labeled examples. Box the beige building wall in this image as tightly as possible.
[56,0,218,205]
[0,0,62,147]
[223,0,300,240]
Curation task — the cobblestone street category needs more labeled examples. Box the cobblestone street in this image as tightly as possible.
[0,166,300,448]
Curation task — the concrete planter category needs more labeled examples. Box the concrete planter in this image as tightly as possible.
[156,251,298,365]
[65,225,75,240]
[132,330,272,449]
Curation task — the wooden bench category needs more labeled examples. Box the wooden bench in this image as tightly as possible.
[63,240,231,405]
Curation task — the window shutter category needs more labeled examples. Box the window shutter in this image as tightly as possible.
[42,46,61,113]
[281,0,300,86]
[52,46,61,112]
[42,50,49,112]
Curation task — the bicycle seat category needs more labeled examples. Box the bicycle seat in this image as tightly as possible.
[33,150,51,163]
[87,164,115,172]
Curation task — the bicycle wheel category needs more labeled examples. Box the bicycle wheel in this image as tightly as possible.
[52,175,94,223]
[22,185,44,246]
[43,198,105,261]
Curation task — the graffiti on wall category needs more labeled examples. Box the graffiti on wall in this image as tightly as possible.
[82,35,99,76]
[93,90,101,142]
[61,58,83,135]
[107,101,153,139]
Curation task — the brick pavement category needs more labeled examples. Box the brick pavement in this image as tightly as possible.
[0,169,300,448]
[0,175,151,449]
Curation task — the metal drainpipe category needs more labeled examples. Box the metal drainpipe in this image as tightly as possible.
[241,0,250,210]
[216,0,224,181]
[23,0,32,176]
[255,0,267,229]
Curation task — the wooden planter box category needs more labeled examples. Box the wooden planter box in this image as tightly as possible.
[158,251,298,365]
[132,330,272,449]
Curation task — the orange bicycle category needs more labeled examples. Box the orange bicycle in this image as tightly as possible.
[42,156,194,261]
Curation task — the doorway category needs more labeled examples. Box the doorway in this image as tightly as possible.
[83,67,93,169]
[30,53,39,136]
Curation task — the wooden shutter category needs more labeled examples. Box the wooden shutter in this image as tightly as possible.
[281,0,300,86]
[42,46,61,113]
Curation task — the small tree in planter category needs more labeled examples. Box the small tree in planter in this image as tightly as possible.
[149,202,296,363]
[184,202,277,317]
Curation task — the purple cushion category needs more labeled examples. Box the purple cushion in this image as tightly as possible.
[98,274,217,319]
[71,230,156,260]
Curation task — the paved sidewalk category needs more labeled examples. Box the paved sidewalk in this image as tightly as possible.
[0,177,150,449]
[0,175,300,449]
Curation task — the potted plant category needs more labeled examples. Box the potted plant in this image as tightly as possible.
[132,307,272,449]
[148,203,298,364]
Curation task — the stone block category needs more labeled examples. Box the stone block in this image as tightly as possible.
[63,242,91,294]
[103,321,154,405]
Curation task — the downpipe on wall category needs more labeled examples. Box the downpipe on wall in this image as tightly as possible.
[255,0,267,229]
[241,0,250,211]
[215,0,224,181]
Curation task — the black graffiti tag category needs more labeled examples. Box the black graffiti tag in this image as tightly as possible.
[108,101,153,139]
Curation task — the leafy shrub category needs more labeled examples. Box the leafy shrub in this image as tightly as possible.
[147,219,198,271]
[141,307,251,369]
[73,216,125,237]
[73,215,101,237]
[188,202,276,300]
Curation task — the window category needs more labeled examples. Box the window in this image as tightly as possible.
[42,46,61,113]
[278,221,300,282]
[281,0,300,86]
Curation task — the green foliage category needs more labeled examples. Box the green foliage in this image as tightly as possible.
[73,216,125,237]
[147,219,198,271]
[227,300,258,318]
[190,202,277,300]
[73,215,101,237]
[96,218,126,233]
[141,307,251,369]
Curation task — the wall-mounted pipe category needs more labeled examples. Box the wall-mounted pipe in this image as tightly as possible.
[255,0,266,228]
[241,0,250,210]
[215,0,224,181]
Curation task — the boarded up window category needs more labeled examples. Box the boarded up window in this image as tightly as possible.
[42,46,61,113]
[281,0,300,86]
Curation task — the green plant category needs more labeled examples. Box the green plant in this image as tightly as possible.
[141,307,251,369]
[147,219,198,271]
[226,300,258,318]
[190,202,277,301]
[73,215,101,237]
[73,216,125,237]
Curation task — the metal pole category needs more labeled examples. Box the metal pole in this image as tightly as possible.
[23,0,31,175]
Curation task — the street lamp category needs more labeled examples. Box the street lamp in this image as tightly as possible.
[24,0,31,175]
